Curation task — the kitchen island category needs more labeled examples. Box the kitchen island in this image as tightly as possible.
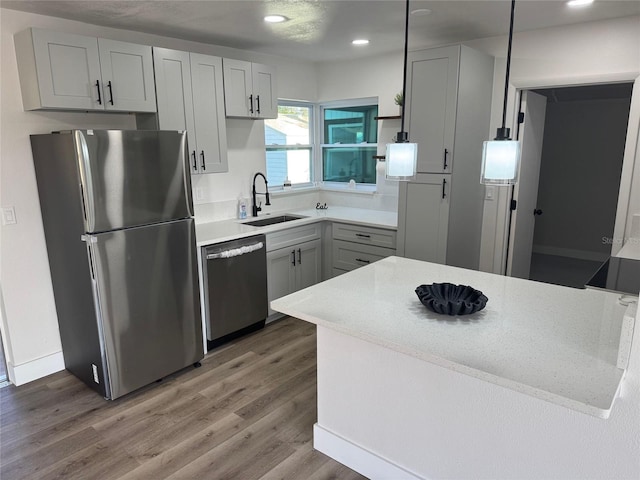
[271,256,639,480]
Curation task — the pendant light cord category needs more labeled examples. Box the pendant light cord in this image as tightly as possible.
[500,0,516,131]
[400,0,410,136]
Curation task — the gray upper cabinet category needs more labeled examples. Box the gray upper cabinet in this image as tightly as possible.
[405,45,459,174]
[14,28,156,112]
[222,59,277,119]
[153,48,228,174]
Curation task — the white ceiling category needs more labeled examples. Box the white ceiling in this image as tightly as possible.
[2,0,639,62]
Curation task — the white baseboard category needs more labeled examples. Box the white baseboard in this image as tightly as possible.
[532,245,609,263]
[313,423,424,480]
[7,351,65,386]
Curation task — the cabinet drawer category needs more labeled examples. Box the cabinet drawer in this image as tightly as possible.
[266,223,321,252]
[332,222,397,249]
[332,240,395,272]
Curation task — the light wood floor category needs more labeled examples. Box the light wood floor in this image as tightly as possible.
[0,318,366,480]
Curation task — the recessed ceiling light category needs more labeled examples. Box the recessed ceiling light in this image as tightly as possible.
[264,15,287,23]
[567,0,594,6]
[410,8,432,16]
[352,39,370,46]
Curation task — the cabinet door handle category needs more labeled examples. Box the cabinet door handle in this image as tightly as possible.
[249,94,254,114]
[200,150,206,170]
[355,258,370,264]
[297,248,302,264]
[256,95,261,114]
[442,178,447,199]
[95,80,102,105]
[192,151,197,171]
[355,233,371,238]
[291,250,296,266]
[107,81,114,105]
[443,148,449,170]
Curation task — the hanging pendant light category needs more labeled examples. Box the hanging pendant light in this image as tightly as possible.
[481,0,520,185]
[385,0,417,181]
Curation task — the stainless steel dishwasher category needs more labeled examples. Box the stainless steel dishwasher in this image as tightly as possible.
[202,234,268,348]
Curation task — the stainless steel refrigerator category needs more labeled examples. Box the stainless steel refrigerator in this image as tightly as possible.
[31,130,203,399]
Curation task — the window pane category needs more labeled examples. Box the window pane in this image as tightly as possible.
[323,105,378,144]
[265,105,310,145]
[322,146,378,184]
[266,147,312,185]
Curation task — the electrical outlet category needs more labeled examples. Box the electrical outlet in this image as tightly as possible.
[1,207,17,225]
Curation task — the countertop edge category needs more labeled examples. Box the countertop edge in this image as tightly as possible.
[195,207,398,247]
[270,300,622,419]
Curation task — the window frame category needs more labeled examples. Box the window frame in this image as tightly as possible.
[319,97,379,188]
[265,100,315,189]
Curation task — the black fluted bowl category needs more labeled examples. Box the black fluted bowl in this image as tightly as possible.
[415,283,488,316]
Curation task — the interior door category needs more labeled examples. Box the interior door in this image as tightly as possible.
[507,91,548,279]
[90,219,203,399]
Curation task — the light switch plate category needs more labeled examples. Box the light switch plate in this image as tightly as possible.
[1,207,17,225]
[485,186,495,201]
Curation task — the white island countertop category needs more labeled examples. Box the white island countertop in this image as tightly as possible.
[271,256,636,418]
[195,206,397,247]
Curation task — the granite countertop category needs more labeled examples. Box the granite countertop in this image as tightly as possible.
[271,256,635,418]
[195,206,397,247]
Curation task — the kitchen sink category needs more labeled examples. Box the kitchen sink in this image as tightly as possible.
[243,214,307,227]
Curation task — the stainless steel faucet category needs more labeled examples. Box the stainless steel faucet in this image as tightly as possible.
[252,172,271,217]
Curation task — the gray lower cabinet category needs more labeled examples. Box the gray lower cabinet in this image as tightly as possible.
[266,224,322,317]
[397,174,450,264]
[331,222,397,277]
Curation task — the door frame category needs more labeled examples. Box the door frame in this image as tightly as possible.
[492,72,640,275]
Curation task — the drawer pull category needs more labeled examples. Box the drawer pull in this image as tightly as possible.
[355,258,371,264]
[355,233,371,238]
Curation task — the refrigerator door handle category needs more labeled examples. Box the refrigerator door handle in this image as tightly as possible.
[181,132,195,217]
[75,131,96,232]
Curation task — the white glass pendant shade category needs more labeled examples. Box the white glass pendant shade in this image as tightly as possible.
[385,142,417,180]
[480,140,520,185]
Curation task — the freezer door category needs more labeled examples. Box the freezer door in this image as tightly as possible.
[88,218,203,399]
[75,130,193,233]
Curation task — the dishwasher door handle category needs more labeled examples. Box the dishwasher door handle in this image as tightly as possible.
[206,242,264,259]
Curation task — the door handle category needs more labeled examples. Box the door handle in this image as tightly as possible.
[534,209,543,216]
[442,178,447,199]
[297,248,302,264]
[95,80,102,105]
[291,250,296,266]
[443,148,449,170]
[107,81,114,105]
[192,151,197,171]
[249,94,254,114]
[200,151,206,170]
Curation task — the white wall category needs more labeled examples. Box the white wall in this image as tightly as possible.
[0,8,317,383]
[476,16,640,273]
[533,97,630,260]
[316,52,405,211]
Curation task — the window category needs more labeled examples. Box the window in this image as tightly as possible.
[321,101,378,184]
[265,102,313,187]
